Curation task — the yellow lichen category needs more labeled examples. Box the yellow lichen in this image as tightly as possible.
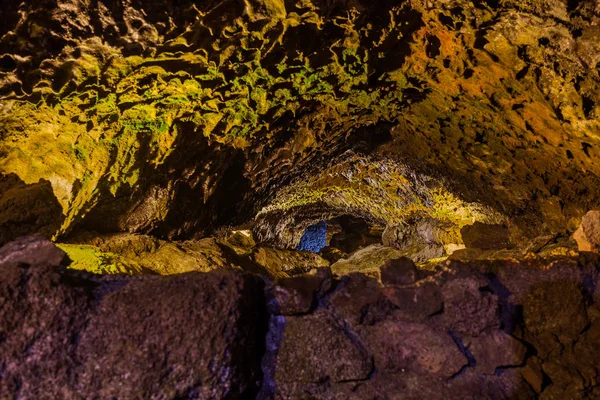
[57,244,146,275]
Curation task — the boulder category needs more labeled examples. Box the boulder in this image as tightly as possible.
[74,270,267,399]
[330,244,404,277]
[274,310,372,384]
[63,233,240,275]
[380,256,419,285]
[0,174,64,246]
[252,247,329,278]
[0,235,66,266]
[382,218,446,262]
[0,238,267,399]
[573,210,600,252]
[461,222,510,250]
[267,268,332,315]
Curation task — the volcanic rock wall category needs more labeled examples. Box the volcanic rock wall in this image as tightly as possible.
[1,0,600,248]
[2,1,600,398]
[1,236,600,399]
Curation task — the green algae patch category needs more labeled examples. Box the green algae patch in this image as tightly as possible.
[57,244,147,275]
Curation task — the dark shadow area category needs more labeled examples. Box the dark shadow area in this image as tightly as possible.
[319,215,384,262]
[0,173,64,246]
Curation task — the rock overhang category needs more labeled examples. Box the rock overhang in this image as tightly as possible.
[1,0,599,249]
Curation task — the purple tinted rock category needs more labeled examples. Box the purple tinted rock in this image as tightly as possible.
[0,235,66,267]
[268,268,332,315]
[274,309,372,384]
[442,278,500,336]
[383,282,444,321]
[380,257,419,285]
[0,261,267,399]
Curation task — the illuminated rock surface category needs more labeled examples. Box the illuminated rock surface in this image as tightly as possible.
[2,0,600,246]
[2,0,600,398]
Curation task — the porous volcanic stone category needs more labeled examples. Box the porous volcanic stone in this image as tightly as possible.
[3,238,600,399]
[380,256,419,285]
[461,222,510,250]
[0,234,67,266]
[0,237,267,399]
[574,210,600,252]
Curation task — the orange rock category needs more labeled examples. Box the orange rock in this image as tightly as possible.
[573,211,600,252]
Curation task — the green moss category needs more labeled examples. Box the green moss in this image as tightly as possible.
[57,244,146,275]
[73,145,88,162]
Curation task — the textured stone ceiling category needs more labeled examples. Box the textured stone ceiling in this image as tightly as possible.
[1,0,600,251]
[3,2,600,398]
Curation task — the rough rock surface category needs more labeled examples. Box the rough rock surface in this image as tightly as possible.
[0,174,64,246]
[461,222,511,250]
[251,247,330,278]
[63,232,242,274]
[382,217,448,262]
[3,0,600,397]
[0,234,67,266]
[0,238,267,399]
[574,210,600,252]
[264,256,600,399]
[330,244,405,277]
[2,0,600,247]
[2,237,600,399]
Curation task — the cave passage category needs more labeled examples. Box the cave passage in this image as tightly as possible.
[297,221,327,253]
[2,0,600,398]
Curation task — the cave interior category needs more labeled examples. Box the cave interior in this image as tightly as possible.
[1,0,600,398]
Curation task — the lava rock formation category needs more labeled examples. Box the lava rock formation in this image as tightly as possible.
[1,0,600,398]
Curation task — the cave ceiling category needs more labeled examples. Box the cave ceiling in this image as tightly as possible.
[1,0,599,250]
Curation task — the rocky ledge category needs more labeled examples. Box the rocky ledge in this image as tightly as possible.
[2,235,599,399]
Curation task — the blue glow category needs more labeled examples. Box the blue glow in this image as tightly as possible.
[297,221,327,253]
